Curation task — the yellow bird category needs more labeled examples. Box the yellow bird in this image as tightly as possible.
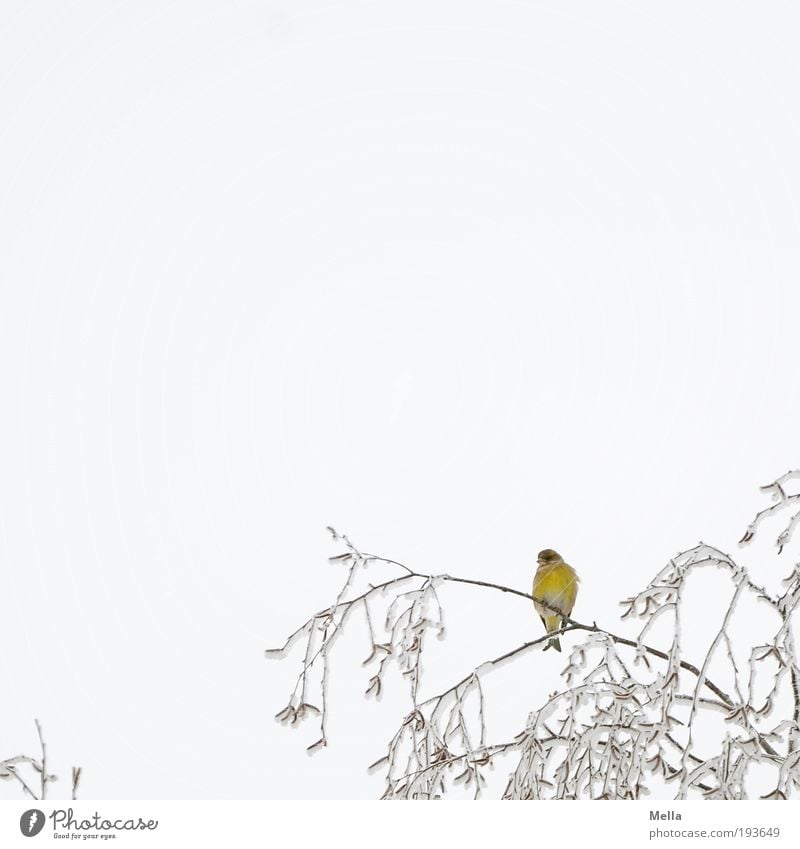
[532,549,579,652]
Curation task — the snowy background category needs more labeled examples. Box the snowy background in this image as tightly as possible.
[1,0,800,798]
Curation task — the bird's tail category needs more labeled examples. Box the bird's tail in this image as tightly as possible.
[541,613,563,652]
[544,636,562,652]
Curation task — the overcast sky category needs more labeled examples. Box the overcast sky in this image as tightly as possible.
[2,0,800,799]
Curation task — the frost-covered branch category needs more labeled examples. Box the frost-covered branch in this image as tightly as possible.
[0,719,79,801]
[268,472,800,799]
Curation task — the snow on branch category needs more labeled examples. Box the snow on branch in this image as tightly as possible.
[0,719,81,801]
[267,472,800,799]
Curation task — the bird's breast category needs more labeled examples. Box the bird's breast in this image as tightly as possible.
[532,564,578,612]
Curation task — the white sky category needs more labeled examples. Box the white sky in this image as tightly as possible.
[1,0,800,799]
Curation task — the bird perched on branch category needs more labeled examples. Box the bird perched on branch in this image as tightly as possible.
[533,549,579,652]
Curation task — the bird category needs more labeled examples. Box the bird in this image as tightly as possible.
[532,549,579,652]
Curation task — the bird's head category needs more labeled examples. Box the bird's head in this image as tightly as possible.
[537,549,563,566]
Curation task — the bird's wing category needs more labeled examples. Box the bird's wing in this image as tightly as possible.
[561,565,579,615]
